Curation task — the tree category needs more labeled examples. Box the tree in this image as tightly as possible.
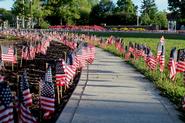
[89,0,115,24]
[154,11,168,29]
[44,0,93,25]
[0,8,14,26]
[168,0,185,24]
[140,13,151,25]
[106,12,137,25]
[12,0,30,18]
[87,0,99,6]
[12,0,49,28]
[113,0,137,25]
[116,0,136,15]
[75,0,92,25]
[140,0,158,24]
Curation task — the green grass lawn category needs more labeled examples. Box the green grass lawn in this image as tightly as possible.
[75,31,185,40]
[103,37,185,106]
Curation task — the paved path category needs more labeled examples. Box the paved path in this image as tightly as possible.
[57,48,184,123]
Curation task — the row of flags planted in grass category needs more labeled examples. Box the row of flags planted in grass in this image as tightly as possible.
[99,36,185,81]
[0,30,95,123]
[96,35,185,109]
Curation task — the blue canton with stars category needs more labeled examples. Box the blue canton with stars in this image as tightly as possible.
[0,83,13,108]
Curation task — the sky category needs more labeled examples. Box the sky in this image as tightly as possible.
[132,0,168,12]
[0,0,168,12]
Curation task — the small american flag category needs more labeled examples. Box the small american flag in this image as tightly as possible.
[29,45,36,60]
[20,70,32,107]
[146,49,157,70]
[0,82,14,123]
[176,49,185,73]
[168,47,177,80]
[159,45,165,72]
[74,55,80,69]
[81,47,88,67]
[106,36,113,45]
[156,37,165,72]
[0,74,4,82]
[118,44,124,54]
[65,61,75,86]
[125,52,131,61]
[19,70,37,122]
[66,51,74,65]
[134,44,143,60]
[40,66,55,119]
[20,104,37,123]
[87,45,95,64]
[36,42,42,54]
[55,61,66,86]
[0,60,5,71]
[157,37,164,57]
[1,46,16,63]
[76,47,83,68]
[22,46,31,60]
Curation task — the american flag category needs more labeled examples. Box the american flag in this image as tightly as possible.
[1,46,16,63]
[106,36,113,45]
[29,45,36,60]
[76,47,83,68]
[159,45,165,72]
[134,44,143,60]
[115,40,121,50]
[67,51,77,73]
[157,36,165,60]
[0,60,5,71]
[0,82,14,123]
[22,46,29,60]
[20,104,37,123]
[128,42,134,53]
[176,49,185,73]
[168,47,177,80]
[66,51,74,65]
[36,42,42,54]
[146,49,157,70]
[87,45,95,64]
[0,74,4,82]
[74,55,80,69]
[65,61,75,86]
[81,47,88,67]
[125,52,131,61]
[118,44,124,54]
[156,36,165,72]
[20,70,32,107]
[55,61,66,86]
[19,70,37,122]
[129,47,134,53]
[40,43,47,55]
[142,45,147,61]
[40,66,55,119]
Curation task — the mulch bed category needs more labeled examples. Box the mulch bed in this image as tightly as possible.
[0,38,82,122]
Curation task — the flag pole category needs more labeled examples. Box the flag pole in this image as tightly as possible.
[55,61,61,104]
[20,49,23,67]
[38,78,42,122]
[12,62,14,71]
[16,74,19,122]
[64,52,67,92]
[57,86,60,104]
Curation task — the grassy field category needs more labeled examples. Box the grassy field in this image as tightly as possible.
[74,31,185,40]
[102,37,185,106]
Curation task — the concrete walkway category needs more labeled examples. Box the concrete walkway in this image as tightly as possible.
[57,48,184,123]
